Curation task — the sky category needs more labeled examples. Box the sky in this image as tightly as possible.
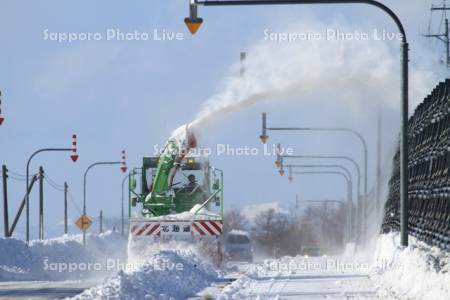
[0,0,448,239]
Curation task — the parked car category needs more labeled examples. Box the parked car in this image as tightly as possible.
[224,230,253,262]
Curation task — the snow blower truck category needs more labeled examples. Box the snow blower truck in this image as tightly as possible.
[128,125,224,264]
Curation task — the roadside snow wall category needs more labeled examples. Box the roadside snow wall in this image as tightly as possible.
[373,233,450,300]
[71,250,218,300]
[0,231,127,281]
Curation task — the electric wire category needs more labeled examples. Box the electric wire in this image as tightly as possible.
[67,189,83,215]
[44,176,65,192]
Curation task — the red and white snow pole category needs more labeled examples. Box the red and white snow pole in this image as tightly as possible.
[70,134,79,162]
[121,150,128,173]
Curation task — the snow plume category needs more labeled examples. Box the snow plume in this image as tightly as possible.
[72,250,218,300]
[186,22,436,132]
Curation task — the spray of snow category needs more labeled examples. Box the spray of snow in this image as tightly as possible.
[164,23,438,257]
[180,25,436,136]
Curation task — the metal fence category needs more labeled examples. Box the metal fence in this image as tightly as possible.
[382,79,450,249]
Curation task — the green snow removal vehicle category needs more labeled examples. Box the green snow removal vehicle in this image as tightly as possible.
[128,125,224,262]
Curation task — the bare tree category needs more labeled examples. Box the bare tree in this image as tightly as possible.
[301,204,346,253]
[223,208,250,234]
[251,209,300,257]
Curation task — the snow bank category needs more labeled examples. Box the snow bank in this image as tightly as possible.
[218,275,257,300]
[72,250,218,300]
[372,233,450,300]
[0,231,127,281]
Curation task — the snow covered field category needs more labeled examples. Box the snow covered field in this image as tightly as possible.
[0,231,127,281]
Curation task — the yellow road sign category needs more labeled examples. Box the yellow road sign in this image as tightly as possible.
[75,214,92,231]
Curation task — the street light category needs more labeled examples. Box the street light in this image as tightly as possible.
[286,164,354,239]
[83,153,127,245]
[287,164,353,187]
[194,0,409,247]
[262,112,369,240]
[25,134,79,245]
[121,173,128,236]
[290,170,352,243]
[278,150,363,243]
[185,0,204,34]
[260,112,269,144]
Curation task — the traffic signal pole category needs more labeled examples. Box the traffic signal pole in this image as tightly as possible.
[2,165,9,237]
[26,147,77,245]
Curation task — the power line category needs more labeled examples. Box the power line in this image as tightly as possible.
[67,189,83,214]
[43,173,65,190]
[1,169,36,179]
[44,176,65,192]
[1,171,38,182]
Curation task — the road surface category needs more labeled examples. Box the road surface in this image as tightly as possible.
[197,258,381,299]
[0,257,383,299]
[0,280,100,299]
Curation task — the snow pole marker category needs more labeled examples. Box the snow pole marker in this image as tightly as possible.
[70,135,79,162]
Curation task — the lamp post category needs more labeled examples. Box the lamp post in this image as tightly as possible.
[285,164,354,238]
[290,170,351,243]
[25,136,78,244]
[83,159,126,245]
[128,168,141,219]
[121,172,130,236]
[198,0,408,247]
[277,150,364,243]
[261,113,368,240]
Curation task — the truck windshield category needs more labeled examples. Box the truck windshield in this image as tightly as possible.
[227,234,250,244]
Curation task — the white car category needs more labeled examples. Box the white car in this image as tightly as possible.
[224,230,253,262]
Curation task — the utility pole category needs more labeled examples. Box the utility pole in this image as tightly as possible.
[9,175,38,238]
[38,166,44,240]
[99,210,103,233]
[64,182,68,235]
[2,165,9,237]
[0,91,4,126]
[424,1,450,67]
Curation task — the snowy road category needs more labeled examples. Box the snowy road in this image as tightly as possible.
[218,257,379,299]
[0,280,100,299]
[223,273,376,299]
